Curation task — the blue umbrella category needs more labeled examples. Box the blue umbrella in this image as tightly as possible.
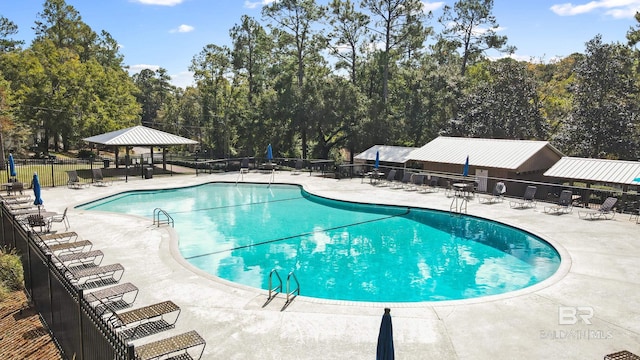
[267,144,273,162]
[374,151,380,170]
[463,155,469,177]
[634,177,640,183]
[376,308,394,360]
[33,172,43,209]
[8,153,16,177]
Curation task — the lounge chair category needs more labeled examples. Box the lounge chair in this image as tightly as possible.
[107,300,181,340]
[423,176,439,193]
[394,172,413,189]
[509,186,537,209]
[84,282,139,315]
[92,168,112,186]
[292,159,303,175]
[65,263,125,289]
[67,170,89,189]
[53,249,104,269]
[379,169,397,187]
[578,197,618,220]
[408,174,425,192]
[478,182,506,204]
[134,330,206,360]
[543,190,573,215]
[37,231,79,244]
[49,207,70,230]
[47,239,93,255]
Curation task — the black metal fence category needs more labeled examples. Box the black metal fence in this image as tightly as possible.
[1,204,133,360]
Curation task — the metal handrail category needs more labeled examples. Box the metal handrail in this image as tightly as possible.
[286,271,300,303]
[268,269,282,300]
[153,208,174,227]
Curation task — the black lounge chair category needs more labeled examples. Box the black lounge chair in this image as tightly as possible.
[92,168,112,186]
[108,300,181,340]
[134,330,206,360]
[578,197,618,220]
[509,186,537,209]
[84,282,139,315]
[544,190,573,215]
[66,170,89,189]
[292,159,303,175]
[478,182,506,204]
[65,263,125,289]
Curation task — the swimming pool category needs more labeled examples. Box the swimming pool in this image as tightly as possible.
[78,183,561,302]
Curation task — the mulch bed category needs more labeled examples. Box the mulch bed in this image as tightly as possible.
[0,290,64,360]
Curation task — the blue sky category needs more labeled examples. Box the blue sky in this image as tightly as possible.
[2,0,639,88]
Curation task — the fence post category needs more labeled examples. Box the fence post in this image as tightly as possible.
[77,288,84,360]
[50,158,55,187]
[127,343,136,359]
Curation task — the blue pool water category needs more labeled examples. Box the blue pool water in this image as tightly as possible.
[77,183,561,302]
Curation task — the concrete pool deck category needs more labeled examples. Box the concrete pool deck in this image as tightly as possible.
[38,171,639,359]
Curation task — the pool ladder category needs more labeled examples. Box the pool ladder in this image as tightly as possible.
[449,195,468,214]
[268,269,300,305]
[153,208,174,227]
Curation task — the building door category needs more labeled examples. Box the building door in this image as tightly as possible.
[476,169,488,192]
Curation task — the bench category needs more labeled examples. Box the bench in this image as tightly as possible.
[108,300,180,340]
[135,330,206,360]
[66,263,124,289]
[84,282,139,315]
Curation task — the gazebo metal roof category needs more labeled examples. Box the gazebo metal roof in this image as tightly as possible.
[83,126,198,146]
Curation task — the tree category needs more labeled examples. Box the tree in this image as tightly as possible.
[230,15,272,105]
[444,59,547,139]
[361,0,429,103]
[262,0,327,159]
[554,36,639,159]
[0,16,24,53]
[437,0,514,76]
[327,0,370,84]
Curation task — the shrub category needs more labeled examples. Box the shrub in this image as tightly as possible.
[0,247,24,292]
[77,149,96,159]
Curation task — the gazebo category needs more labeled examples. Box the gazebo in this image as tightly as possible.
[83,126,198,179]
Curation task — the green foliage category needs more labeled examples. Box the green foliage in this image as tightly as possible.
[0,247,24,294]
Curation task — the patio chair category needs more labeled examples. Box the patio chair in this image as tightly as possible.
[66,170,89,189]
[478,182,506,204]
[92,168,112,186]
[509,186,537,209]
[544,190,573,215]
[423,176,440,193]
[49,207,70,230]
[578,197,618,220]
[26,214,51,233]
[107,300,181,340]
[53,249,104,269]
[134,330,206,360]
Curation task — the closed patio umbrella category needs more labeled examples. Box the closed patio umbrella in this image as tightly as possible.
[33,172,43,212]
[8,153,16,178]
[376,308,394,360]
[463,155,469,177]
[374,151,380,170]
[267,144,273,163]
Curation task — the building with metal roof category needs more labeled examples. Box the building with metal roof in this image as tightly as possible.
[406,136,564,193]
[544,157,640,188]
[354,145,418,165]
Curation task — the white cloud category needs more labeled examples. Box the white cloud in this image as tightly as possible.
[132,0,185,5]
[243,0,276,9]
[422,1,445,13]
[128,64,161,73]
[170,71,195,89]
[551,0,640,18]
[170,24,195,33]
